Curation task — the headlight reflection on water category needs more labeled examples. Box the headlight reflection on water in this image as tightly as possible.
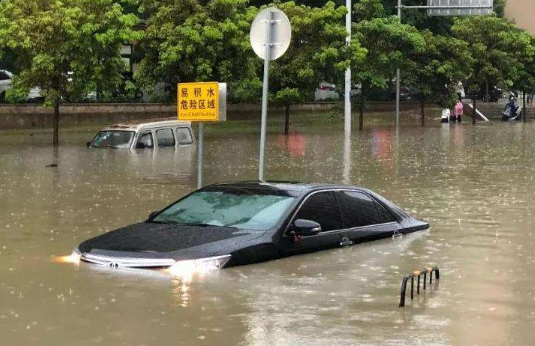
[165,255,231,308]
[164,255,231,279]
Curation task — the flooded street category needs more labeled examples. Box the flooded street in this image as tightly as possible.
[2,121,535,345]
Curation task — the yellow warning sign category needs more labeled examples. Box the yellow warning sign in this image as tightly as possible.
[177,82,220,122]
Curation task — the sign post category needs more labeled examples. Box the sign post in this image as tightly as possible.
[258,9,272,182]
[197,122,204,189]
[250,8,291,181]
[177,82,227,188]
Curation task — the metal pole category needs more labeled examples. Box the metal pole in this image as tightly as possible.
[395,0,401,131]
[343,131,351,184]
[259,10,273,181]
[197,122,204,189]
[344,0,351,136]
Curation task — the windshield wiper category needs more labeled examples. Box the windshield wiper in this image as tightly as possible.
[149,221,236,228]
[182,223,237,229]
[149,220,178,225]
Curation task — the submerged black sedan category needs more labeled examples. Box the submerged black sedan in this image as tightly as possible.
[74,182,429,269]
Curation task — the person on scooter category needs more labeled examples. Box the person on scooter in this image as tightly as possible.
[502,93,521,121]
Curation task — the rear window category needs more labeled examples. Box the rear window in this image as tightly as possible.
[336,191,395,228]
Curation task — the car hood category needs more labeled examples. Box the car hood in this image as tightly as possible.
[78,222,264,256]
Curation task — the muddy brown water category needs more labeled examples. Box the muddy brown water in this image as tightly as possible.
[1,122,535,345]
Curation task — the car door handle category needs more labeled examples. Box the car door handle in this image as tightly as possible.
[339,237,353,247]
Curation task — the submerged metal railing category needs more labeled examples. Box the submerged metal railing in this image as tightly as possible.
[399,266,440,307]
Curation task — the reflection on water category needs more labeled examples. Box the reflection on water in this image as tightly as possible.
[276,131,306,158]
[2,122,535,345]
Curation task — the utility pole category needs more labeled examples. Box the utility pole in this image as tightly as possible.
[344,0,352,136]
[395,0,402,132]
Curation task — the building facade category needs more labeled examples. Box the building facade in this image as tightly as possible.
[505,0,535,34]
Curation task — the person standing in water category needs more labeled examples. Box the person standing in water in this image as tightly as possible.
[452,99,463,123]
[441,107,451,123]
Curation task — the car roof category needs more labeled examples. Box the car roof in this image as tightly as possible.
[206,181,371,196]
[0,70,13,77]
[204,181,409,220]
[99,118,191,132]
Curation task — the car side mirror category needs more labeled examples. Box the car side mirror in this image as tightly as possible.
[136,142,145,149]
[148,211,158,220]
[292,219,321,236]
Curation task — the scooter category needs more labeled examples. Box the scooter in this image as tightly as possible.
[502,99,523,121]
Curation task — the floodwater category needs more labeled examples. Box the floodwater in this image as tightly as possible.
[1,121,535,346]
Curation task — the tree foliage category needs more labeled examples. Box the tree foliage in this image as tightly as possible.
[452,15,529,97]
[408,30,473,106]
[268,1,366,106]
[0,0,140,145]
[264,1,366,133]
[352,0,425,129]
[510,34,535,94]
[0,0,140,103]
[137,0,257,100]
[354,14,425,90]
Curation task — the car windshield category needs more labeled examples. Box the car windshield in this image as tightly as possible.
[91,131,134,148]
[152,189,296,231]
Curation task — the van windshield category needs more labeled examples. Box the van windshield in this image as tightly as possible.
[91,131,134,149]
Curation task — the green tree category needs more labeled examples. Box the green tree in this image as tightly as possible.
[353,0,425,130]
[267,1,366,134]
[354,0,385,22]
[137,0,257,101]
[511,34,535,122]
[407,30,473,126]
[452,15,528,123]
[0,0,139,146]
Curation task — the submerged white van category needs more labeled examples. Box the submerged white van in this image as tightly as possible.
[88,118,195,149]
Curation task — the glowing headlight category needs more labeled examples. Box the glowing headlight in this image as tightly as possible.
[165,255,231,277]
[53,248,81,265]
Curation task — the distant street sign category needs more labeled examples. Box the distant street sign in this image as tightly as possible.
[177,82,226,122]
[250,8,291,61]
[427,0,493,16]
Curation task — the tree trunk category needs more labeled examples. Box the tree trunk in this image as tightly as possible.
[284,104,290,135]
[472,96,477,125]
[359,90,364,131]
[420,99,425,127]
[53,98,60,147]
[485,80,489,102]
[523,90,527,123]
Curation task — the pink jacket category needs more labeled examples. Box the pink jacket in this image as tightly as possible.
[454,102,464,116]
